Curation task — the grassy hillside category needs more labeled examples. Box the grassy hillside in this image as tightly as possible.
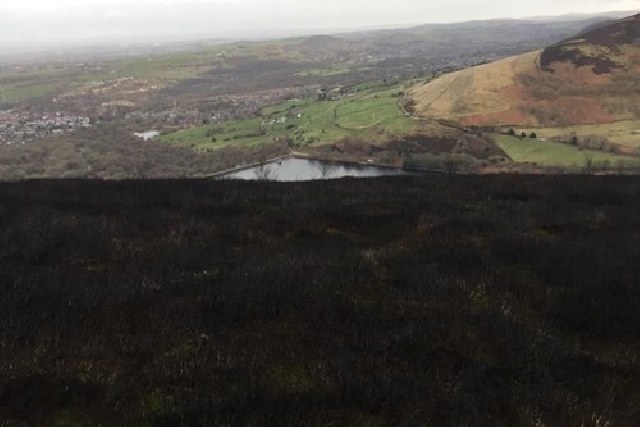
[409,51,540,123]
[158,83,416,150]
[494,134,640,166]
[1,15,606,107]
[500,121,640,154]
[408,14,640,165]
[157,118,268,150]
[1,176,640,425]
[0,41,303,103]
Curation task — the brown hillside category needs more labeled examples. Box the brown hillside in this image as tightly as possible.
[409,14,640,128]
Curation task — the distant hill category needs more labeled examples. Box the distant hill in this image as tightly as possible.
[409,14,640,128]
[343,16,627,56]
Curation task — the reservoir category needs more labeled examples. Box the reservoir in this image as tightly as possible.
[134,130,160,141]
[216,157,416,181]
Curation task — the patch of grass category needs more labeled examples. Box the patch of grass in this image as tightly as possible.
[288,89,413,145]
[3,83,55,101]
[269,365,319,393]
[157,118,269,150]
[0,46,239,102]
[262,99,311,116]
[503,121,640,150]
[336,96,400,129]
[352,80,388,92]
[409,51,537,118]
[140,389,178,416]
[494,134,640,166]
[50,408,87,427]
[160,83,415,150]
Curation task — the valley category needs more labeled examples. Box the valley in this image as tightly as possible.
[2,14,638,177]
[4,7,640,426]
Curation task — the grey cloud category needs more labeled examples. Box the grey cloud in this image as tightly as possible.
[1,0,638,46]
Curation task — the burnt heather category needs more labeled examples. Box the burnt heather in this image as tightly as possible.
[1,176,639,426]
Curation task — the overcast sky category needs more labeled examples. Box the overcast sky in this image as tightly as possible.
[2,0,639,45]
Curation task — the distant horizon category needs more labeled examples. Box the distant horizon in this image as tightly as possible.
[2,0,639,48]
[1,12,637,50]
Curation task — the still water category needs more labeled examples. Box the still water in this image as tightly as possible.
[217,158,413,181]
[134,131,160,141]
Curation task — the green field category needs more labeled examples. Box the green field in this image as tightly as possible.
[0,41,297,103]
[494,134,640,166]
[261,100,311,116]
[157,118,269,150]
[2,83,55,102]
[273,85,415,146]
[500,121,640,151]
[160,84,416,151]
[352,77,432,93]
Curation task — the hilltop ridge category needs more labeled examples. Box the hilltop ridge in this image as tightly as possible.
[409,13,640,129]
[540,13,640,74]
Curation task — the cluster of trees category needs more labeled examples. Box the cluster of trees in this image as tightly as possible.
[505,129,625,155]
[404,152,480,173]
[402,98,417,115]
[561,134,616,152]
[0,125,288,180]
[1,176,639,425]
[307,131,505,170]
[508,128,537,139]
[454,133,506,159]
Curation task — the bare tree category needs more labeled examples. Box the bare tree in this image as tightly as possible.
[584,153,594,174]
[254,162,277,181]
[317,161,336,180]
[443,155,460,176]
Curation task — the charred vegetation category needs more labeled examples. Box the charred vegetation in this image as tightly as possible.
[1,176,640,425]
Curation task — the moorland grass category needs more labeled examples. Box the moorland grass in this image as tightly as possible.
[495,133,640,166]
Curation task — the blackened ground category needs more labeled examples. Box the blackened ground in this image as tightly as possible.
[1,175,640,426]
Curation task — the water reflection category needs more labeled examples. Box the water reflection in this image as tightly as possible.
[217,158,413,181]
[134,131,160,141]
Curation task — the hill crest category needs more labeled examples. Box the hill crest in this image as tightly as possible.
[540,13,640,74]
[409,14,640,128]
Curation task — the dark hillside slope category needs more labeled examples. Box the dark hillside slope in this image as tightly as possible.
[1,176,640,425]
[540,13,640,73]
[578,13,640,45]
